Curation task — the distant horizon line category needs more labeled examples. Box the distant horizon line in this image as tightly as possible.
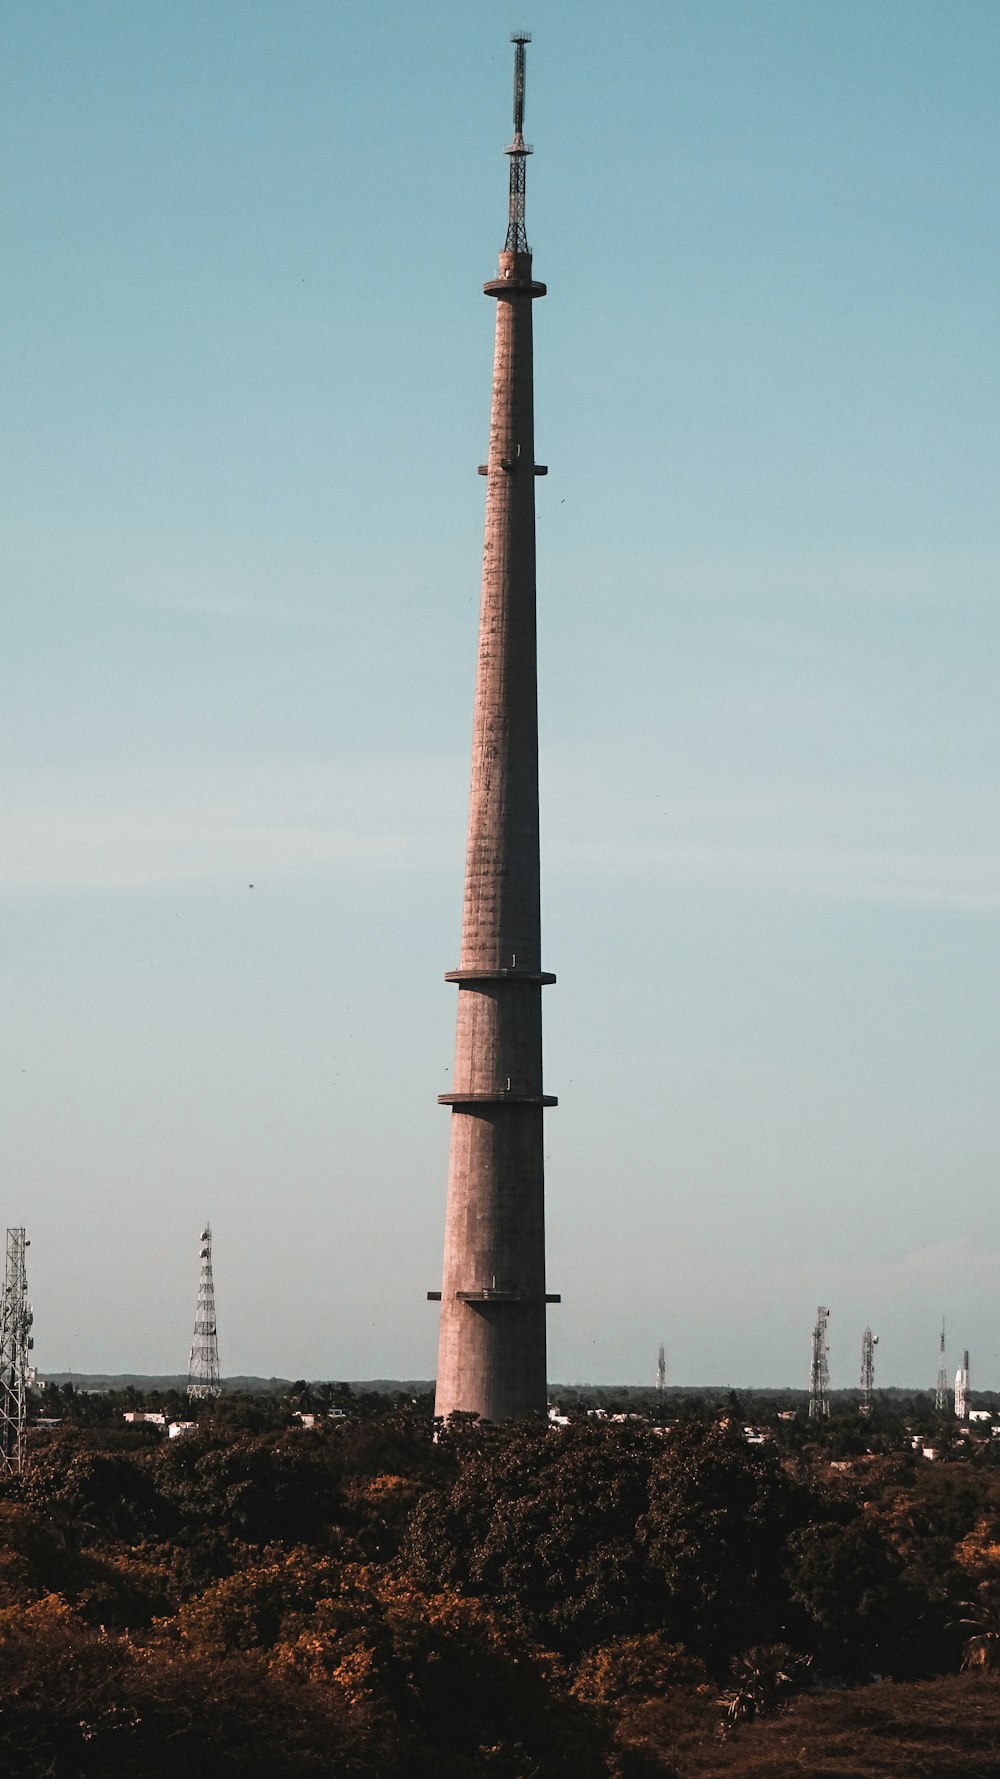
[38,1371,992,1399]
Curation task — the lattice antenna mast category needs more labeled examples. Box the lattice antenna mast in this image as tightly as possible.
[860,1326,877,1416]
[187,1223,221,1399]
[0,1230,34,1474]
[808,1305,830,1418]
[955,1348,969,1421]
[504,34,532,253]
[656,1343,666,1394]
[935,1319,948,1412]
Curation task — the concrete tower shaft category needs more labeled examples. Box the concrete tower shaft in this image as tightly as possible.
[460,252,546,982]
[432,41,557,1424]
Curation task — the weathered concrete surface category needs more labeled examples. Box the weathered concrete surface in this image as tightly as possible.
[433,249,555,1423]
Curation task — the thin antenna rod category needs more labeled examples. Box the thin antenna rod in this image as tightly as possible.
[504,34,533,255]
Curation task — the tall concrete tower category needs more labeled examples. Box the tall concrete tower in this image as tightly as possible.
[429,36,558,1422]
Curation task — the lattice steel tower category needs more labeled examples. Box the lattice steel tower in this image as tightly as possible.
[0,1229,33,1474]
[935,1319,949,1412]
[808,1306,830,1418]
[860,1326,877,1416]
[429,36,559,1422]
[187,1224,221,1398]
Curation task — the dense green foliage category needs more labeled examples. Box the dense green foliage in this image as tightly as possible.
[1,1390,999,1775]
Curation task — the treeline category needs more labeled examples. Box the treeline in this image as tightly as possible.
[1,1396,1000,1775]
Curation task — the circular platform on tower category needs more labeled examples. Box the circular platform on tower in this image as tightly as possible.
[437,1091,558,1107]
[483,278,546,298]
[444,967,556,985]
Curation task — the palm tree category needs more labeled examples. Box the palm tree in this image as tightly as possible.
[956,1588,1000,1672]
[721,1644,812,1724]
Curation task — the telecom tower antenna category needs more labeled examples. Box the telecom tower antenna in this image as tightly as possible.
[808,1306,830,1418]
[187,1224,221,1398]
[0,1230,34,1474]
[935,1320,948,1412]
[860,1326,878,1416]
[505,33,532,253]
[955,1349,969,1421]
[656,1343,666,1394]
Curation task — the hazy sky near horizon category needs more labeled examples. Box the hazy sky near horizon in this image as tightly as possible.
[3,1,998,1389]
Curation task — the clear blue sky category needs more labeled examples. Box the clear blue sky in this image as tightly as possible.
[3,1,997,1388]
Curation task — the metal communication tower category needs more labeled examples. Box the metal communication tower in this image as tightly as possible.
[504,34,532,253]
[0,1229,34,1474]
[955,1349,969,1421]
[860,1326,878,1416]
[656,1343,666,1394]
[187,1224,221,1398]
[935,1320,949,1412]
[808,1306,830,1418]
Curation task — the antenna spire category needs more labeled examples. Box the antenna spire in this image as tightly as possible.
[504,34,533,255]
